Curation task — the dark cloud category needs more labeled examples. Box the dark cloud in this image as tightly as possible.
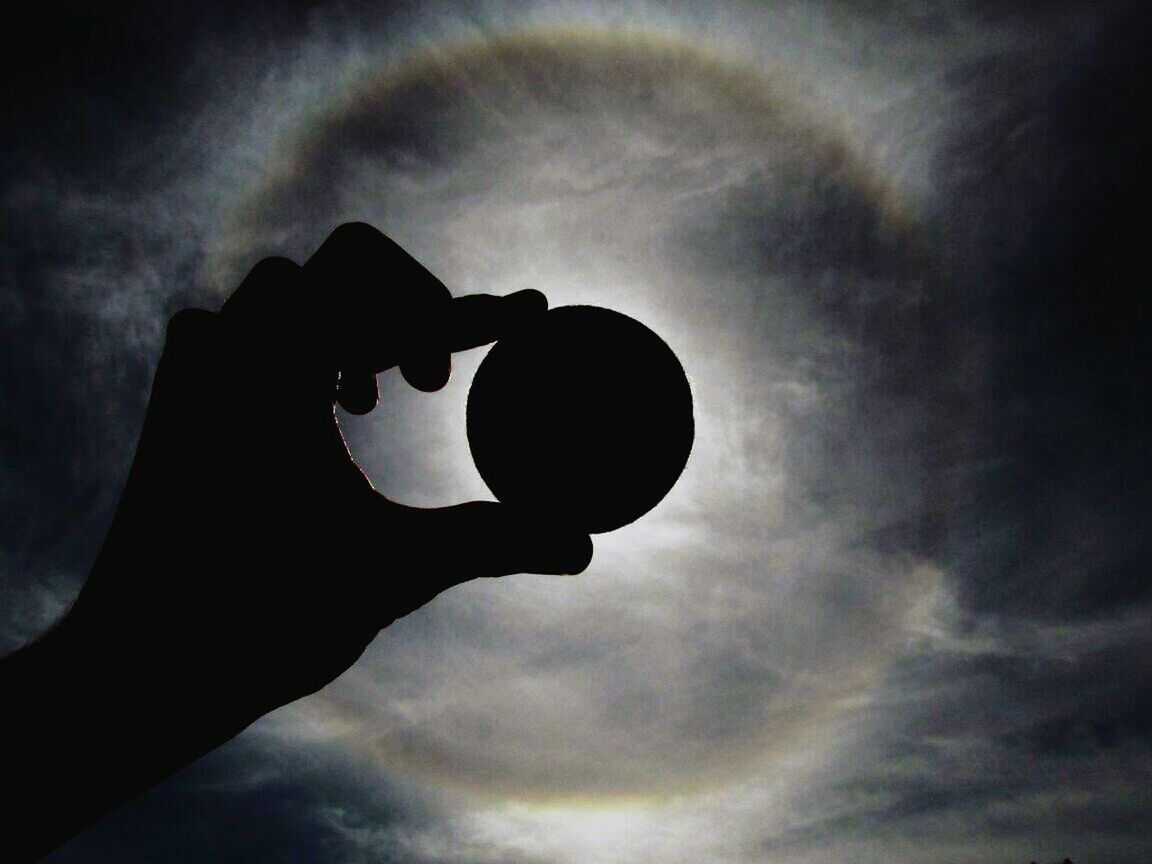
[1,0,370,648]
[926,3,1152,621]
[774,630,1152,861]
[0,0,339,176]
[39,733,440,864]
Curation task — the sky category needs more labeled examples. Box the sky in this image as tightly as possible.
[2,1,1151,861]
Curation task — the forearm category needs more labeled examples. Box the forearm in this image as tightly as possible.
[0,611,257,862]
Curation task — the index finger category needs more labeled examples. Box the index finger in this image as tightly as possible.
[396,287,549,393]
[443,289,549,354]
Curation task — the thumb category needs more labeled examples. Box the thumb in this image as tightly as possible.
[392,500,594,586]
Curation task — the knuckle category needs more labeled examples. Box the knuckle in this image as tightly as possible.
[166,307,215,342]
[250,255,300,280]
[225,257,302,318]
[328,221,383,245]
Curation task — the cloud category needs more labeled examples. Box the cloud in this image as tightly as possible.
[7,1,1152,862]
[40,731,434,864]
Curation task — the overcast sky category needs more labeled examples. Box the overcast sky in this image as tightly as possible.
[3,1,1151,862]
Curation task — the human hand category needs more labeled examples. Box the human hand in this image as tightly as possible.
[63,222,593,722]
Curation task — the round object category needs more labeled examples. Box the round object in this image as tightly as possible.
[467,305,694,533]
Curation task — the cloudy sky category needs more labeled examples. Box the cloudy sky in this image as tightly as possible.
[3,0,1151,861]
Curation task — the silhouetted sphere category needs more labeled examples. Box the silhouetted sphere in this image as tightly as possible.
[467,305,694,533]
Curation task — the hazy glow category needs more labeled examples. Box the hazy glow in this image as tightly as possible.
[24,2,1126,861]
[199,29,944,820]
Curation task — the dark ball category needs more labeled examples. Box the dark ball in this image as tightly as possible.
[467,305,694,533]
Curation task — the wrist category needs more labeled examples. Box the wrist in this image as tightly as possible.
[45,605,261,742]
[2,610,261,861]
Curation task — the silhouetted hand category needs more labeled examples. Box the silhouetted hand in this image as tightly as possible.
[2,222,592,862]
[70,221,592,712]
